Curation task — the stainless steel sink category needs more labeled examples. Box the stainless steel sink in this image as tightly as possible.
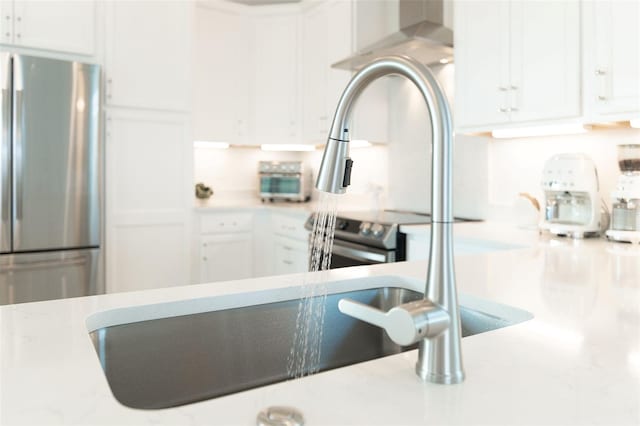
[89,286,529,409]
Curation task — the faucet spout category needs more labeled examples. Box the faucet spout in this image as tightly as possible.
[317,55,464,384]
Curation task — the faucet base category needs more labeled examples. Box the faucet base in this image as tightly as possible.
[416,365,465,385]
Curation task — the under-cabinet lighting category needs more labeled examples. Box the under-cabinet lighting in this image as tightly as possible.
[491,123,589,139]
[193,140,230,149]
[439,58,450,64]
[260,144,316,152]
[350,139,372,148]
[630,119,640,129]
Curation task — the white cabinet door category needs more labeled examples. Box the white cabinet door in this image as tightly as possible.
[253,13,299,145]
[12,0,95,55]
[200,233,253,283]
[105,110,191,294]
[455,0,580,130]
[510,0,580,122]
[274,235,308,275]
[193,5,251,144]
[301,0,352,143]
[301,3,328,143]
[105,1,191,111]
[454,0,510,129]
[590,1,640,117]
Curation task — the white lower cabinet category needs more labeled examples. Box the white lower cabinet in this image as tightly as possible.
[200,233,253,283]
[274,235,308,275]
[271,212,309,275]
[195,209,310,282]
[197,212,254,283]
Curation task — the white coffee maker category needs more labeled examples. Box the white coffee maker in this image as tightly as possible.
[539,153,608,238]
[606,144,640,244]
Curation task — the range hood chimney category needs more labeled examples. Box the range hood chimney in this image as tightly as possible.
[332,0,453,71]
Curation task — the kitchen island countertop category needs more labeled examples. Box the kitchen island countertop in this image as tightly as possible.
[1,223,639,425]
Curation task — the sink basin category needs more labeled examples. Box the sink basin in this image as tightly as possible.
[88,278,532,409]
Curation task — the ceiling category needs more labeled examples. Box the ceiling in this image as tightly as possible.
[227,0,301,5]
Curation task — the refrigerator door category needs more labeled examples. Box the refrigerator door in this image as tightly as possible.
[0,52,10,253]
[0,248,100,305]
[12,55,100,252]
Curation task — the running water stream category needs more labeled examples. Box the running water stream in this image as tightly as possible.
[287,192,339,378]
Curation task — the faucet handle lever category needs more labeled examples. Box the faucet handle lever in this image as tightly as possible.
[338,298,450,346]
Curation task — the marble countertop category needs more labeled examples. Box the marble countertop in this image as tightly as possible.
[1,224,639,425]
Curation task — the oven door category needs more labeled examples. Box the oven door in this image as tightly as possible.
[330,239,395,268]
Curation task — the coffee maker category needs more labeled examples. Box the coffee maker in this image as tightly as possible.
[540,153,608,238]
[606,144,640,244]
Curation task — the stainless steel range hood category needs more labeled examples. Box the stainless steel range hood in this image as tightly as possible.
[332,0,453,71]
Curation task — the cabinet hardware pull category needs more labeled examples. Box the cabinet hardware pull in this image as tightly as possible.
[509,85,518,90]
[499,107,510,113]
[283,260,293,265]
[202,257,208,261]
[511,107,519,112]
[597,95,607,101]
[595,69,606,76]
[498,86,508,91]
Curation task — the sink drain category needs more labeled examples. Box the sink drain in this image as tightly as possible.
[256,406,304,426]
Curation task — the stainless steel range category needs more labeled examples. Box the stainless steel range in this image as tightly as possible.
[305,210,436,268]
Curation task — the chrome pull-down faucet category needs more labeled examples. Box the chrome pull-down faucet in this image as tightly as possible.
[316,55,464,384]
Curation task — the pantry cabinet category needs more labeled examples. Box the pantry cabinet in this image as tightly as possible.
[0,0,95,55]
[105,110,191,294]
[583,0,640,120]
[104,1,191,111]
[455,0,580,130]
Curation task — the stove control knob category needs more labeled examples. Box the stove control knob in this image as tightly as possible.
[337,220,349,230]
[359,222,372,235]
[371,223,385,238]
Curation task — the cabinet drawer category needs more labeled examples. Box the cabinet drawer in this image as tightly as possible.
[271,213,308,241]
[200,213,253,234]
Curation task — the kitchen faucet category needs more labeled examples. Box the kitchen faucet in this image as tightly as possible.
[316,55,464,384]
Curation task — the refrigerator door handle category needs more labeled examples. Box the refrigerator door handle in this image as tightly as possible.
[0,53,10,253]
[12,88,23,227]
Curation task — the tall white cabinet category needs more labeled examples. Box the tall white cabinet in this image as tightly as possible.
[455,0,580,130]
[103,2,193,293]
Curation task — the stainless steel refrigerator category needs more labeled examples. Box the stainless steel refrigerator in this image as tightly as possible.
[0,53,102,305]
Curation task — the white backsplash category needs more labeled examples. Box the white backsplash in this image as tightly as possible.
[484,127,640,222]
[193,144,390,210]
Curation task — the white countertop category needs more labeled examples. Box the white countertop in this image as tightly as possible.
[1,224,639,425]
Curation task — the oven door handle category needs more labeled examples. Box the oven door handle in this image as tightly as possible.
[331,243,390,264]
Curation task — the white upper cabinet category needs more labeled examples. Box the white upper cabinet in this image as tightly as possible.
[454,1,510,128]
[193,4,251,144]
[253,11,300,145]
[0,0,95,55]
[455,0,580,130]
[301,0,352,143]
[584,0,640,120]
[105,1,191,112]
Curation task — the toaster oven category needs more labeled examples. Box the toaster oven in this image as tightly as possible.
[258,161,311,202]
